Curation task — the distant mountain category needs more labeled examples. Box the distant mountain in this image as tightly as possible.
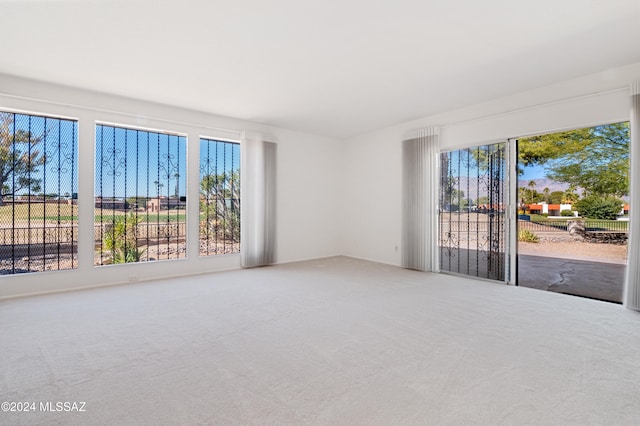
[446,177,573,203]
[517,178,569,194]
[448,176,627,203]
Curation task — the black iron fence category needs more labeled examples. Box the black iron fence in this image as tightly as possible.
[0,223,243,246]
[520,218,628,233]
[438,217,629,242]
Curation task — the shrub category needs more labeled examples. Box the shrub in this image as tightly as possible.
[103,212,144,263]
[560,209,574,217]
[574,195,623,220]
[518,229,539,243]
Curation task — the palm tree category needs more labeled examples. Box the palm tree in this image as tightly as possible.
[562,185,579,204]
[174,173,180,198]
[518,187,529,214]
[153,180,164,197]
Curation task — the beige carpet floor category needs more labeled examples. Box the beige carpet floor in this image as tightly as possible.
[1,256,639,425]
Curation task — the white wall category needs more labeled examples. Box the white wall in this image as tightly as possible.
[276,127,341,262]
[0,74,340,298]
[342,62,640,266]
[3,60,640,297]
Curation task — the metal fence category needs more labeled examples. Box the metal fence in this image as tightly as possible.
[0,225,76,274]
[1,223,187,246]
[1,222,237,250]
[0,225,75,245]
[519,219,628,233]
[94,222,187,242]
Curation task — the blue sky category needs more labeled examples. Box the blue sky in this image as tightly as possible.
[8,114,240,200]
[94,125,239,199]
[199,138,240,181]
[95,125,187,199]
[520,164,546,181]
[6,112,78,197]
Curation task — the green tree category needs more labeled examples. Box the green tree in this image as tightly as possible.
[518,187,541,205]
[542,187,550,203]
[574,195,624,220]
[103,212,144,263]
[476,196,489,205]
[549,191,564,204]
[440,173,467,212]
[466,144,505,172]
[200,170,240,241]
[126,196,148,209]
[562,185,580,204]
[519,122,629,197]
[0,113,44,205]
[449,188,466,211]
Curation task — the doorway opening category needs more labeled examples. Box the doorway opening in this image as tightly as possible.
[516,122,629,303]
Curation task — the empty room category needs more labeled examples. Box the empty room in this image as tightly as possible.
[1,1,640,425]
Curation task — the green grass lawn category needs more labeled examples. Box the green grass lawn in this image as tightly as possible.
[527,214,628,231]
[528,214,572,222]
[0,204,187,224]
[0,203,77,223]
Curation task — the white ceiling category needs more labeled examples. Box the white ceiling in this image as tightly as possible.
[1,0,640,138]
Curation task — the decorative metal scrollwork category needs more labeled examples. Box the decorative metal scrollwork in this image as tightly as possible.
[439,144,505,281]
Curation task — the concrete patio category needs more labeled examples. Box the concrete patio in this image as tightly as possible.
[517,254,626,304]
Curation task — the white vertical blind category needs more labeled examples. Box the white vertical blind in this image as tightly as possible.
[624,82,640,311]
[240,132,277,268]
[402,127,439,272]
[507,138,517,285]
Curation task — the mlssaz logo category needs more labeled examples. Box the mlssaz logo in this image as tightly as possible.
[39,401,86,412]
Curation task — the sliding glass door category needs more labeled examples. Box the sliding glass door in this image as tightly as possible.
[515,123,629,303]
[439,142,510,281]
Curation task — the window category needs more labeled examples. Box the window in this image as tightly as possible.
[95,125,186,265]
[199,138,240,256]
[0,111,78,274]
